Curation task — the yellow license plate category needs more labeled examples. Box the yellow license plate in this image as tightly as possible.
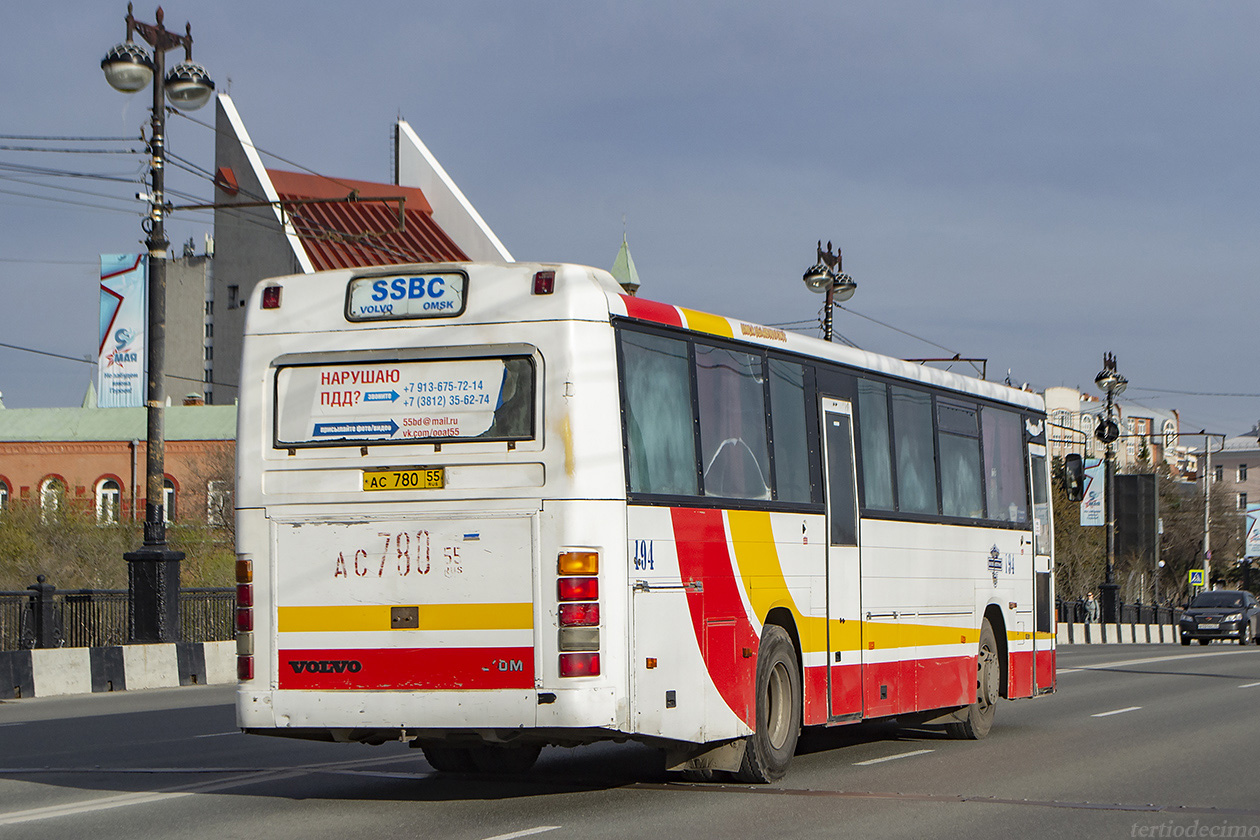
[363,468,445,491]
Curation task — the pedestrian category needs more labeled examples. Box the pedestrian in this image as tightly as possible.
[1085,591,1100,623]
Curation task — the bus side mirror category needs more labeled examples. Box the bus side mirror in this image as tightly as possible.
[1064,453,1085,502]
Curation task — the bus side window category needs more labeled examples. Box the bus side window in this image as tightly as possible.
[937,400,983,519]
[695,344,771,500]
[620,331,699,496]
[857,380,895,511]
[768,359,813,504]
[981,407,1028,523]
[891,386,939,515]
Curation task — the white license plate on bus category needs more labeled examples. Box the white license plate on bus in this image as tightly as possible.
[363,468,445,491]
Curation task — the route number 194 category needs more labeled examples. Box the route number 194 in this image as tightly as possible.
[632,539,654,571]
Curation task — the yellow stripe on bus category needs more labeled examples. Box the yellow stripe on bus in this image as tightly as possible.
[725,510,979,654]
[680,308,734,338]
[277,603,533,633]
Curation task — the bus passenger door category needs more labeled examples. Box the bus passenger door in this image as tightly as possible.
[1029,446,1056,693]
[821,397,863,721]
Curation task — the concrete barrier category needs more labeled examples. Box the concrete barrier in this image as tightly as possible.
[0,640,233,699]
[1058,622,1180,645]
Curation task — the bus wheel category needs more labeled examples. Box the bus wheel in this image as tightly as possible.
[419,743,476,773]
[469,743,542,775]
[947,618,999,740]
[735,625,801,784]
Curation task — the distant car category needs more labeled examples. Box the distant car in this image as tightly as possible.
[1179,590,1260,645]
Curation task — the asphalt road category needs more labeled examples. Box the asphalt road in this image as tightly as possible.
[1,645,1258,840]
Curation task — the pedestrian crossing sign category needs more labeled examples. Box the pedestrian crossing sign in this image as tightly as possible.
[1189,569,1205,587]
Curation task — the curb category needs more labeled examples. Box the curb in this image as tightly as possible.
[0,641,234,699]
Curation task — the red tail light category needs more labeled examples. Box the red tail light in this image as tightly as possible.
[235,607,254,632]
[558,577,598,601]
[533,270,555,295]
[559,603,599,627]
[237,655,254,681]
[236,583,253,607]
[261,285,282,309]
[559,652,600,677]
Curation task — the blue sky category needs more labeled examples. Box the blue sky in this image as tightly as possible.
[2,2,1258,438]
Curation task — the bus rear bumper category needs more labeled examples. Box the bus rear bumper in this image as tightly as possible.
[238,685,621,742]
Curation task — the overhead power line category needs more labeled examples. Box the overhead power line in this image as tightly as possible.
[0,134,135,142]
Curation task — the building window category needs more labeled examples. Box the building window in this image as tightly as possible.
[228,284,239,309]
[1214,465,1224,483]
[1240,492,1248,510]
[163,479,176,523]
[0,480,8,511]
[207,480,232,527]
[1239,464,1248,482]
[96,479,122,524]
[39,477,66,524]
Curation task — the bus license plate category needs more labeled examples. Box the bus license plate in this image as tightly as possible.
[363,468,445,491]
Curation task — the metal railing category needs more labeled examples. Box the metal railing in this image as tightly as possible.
[0,578,234,651]
[1057,597,1184,626]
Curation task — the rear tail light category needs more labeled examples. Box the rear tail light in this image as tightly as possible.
[559,602,599,626]
[261,285,282,309]
[237,656,254,681]
[236,556,254,682]
[533,270,555,295]
[558,551,598,575]
[557,550,600,677]
[558,577,598,601]
[559,652,600,677]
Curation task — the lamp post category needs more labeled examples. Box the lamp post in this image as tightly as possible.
[1094,352,1127,625]
[1195,430,1227,591]
[102,4,214,643]
[803,241,857,342]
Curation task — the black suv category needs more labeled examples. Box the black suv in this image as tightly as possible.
[1179,590,1260,645]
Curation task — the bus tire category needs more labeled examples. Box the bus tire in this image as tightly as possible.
[735,625,801,784]
[469,743,542,775]
[947,618,999,740]
[419,743,476,773]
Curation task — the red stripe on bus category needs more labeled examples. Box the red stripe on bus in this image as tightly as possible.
[277,647,534,691]
[1008,649,1035,698]
[1034,648,1056,692]
[670,507,759,727]
[828,662,862,718]
[620,295,683,327]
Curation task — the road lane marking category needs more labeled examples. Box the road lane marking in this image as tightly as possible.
[481,828,561,840]
[1239,682,1260,689]
[192,732,239,738]
[853,749,934,766]
[1091,706,1141,717]
[1057,649,1255,675]
[0,754,421,827]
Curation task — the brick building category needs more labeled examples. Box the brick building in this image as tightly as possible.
[0,393,235,525]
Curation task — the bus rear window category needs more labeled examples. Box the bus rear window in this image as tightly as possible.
[273,356,535,447]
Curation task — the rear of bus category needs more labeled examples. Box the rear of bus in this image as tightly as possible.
[235,262,630,766]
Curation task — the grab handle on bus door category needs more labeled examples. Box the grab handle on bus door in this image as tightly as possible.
[634,580,704,593]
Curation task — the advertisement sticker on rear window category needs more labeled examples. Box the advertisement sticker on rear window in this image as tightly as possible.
[346,272,467,321]
[274,357,534,447]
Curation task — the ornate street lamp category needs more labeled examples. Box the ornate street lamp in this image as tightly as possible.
[1094,352,1127,625]
[103,4,214,643]
[803,240,856,342]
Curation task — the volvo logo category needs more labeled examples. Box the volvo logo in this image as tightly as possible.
[288,660,362,674]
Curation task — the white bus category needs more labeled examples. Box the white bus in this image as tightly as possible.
[234,261,1056,782]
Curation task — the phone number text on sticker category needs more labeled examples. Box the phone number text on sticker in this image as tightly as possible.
[363,468,445,491]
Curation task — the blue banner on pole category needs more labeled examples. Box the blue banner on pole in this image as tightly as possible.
[1080,457,1105,527]
[98,254,147,408]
